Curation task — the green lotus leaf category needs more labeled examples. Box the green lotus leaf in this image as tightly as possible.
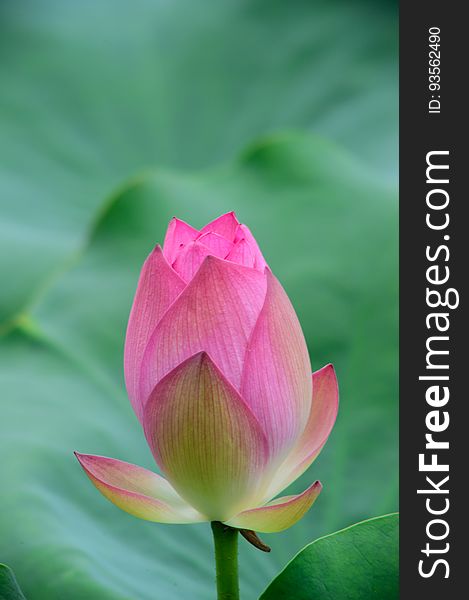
[261,514,399,599]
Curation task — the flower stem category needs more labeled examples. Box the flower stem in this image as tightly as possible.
[211,521,240,600]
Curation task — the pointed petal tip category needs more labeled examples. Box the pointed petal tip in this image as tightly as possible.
[163,217,199,263]
[149,243,163,255]
[74,450,89,464]
[168,216,195,228]
[199,251,264,274]
[143,244,166,267]
[203,251,241,267]
[220,209,238,220]
[313,363,339,407]
[197,349,211,364]
[75,451,100,472]
[311,480,323,493]
[158,349,210,374]
[199,212,240,241]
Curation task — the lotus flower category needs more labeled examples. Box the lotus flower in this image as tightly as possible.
[76,212,338,533]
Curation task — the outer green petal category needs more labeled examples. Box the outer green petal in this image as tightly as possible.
[225,481,322,533]
[143,352,269,521]
[75,453,205,524]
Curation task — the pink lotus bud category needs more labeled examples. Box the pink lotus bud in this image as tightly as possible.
[76,212,338,532]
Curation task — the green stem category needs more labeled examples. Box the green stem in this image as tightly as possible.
[211,521,240,600]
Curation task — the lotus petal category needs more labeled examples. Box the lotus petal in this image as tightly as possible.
[225,239,256,269]
[139,255,267,404]
[124,245,185,422]
[226,481,322,533]
[143,352,269,521]
[241,270,312,457]
[234,224,267,270]
[75,453,205,523]
[172,240,212,282]
[163,217,198,264]
[197,231,234,258]
[198,211,240,241]
[264,364,339,500]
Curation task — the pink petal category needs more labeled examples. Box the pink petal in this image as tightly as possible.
[143,352,269,521]
[198,211,240,241]
[235,224,267,270]
[225,239,256,268]
[124,246,185,422]
[226,481,322,533]
[241,271,312,458]
[163,217,198,264]
[139,255,267,406]
[197,231,234,258]
[172,240,212,282]
[264,365,339,500]
[75,453,205,523]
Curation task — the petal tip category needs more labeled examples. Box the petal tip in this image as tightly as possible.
[74,451,98,470]
[311,480,323,494]
[220,210,238,220]
[315,363,339,406]
[321,363,335,376]
[197,253,228,273]
[315,362,335,375]
[188,350,212,370]
[314,363,339,393]
[149,243,163,256]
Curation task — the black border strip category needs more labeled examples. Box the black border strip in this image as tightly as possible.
[400,1,464,595]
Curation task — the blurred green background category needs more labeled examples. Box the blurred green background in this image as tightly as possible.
[0,0,397,598]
